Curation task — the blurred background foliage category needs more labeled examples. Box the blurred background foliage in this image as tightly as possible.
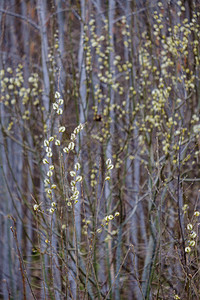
[0,0,200,299]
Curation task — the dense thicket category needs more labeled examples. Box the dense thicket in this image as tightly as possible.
[0,1,200,299]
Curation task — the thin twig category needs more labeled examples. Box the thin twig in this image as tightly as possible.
[104,245,131,300]
[0,8,39,30]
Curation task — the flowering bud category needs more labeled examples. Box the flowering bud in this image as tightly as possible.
[57,108,63,115]
[43,158,49,164]
[44,140,49,147]
[46,147,52,153]
[58,98,64,105]
[194,211,200,217]
[70,171,76,177]
[34,204,39,211]
[71,133,76,140]
[44,178,50,185]
[185,246,191,253]
[55,139,60,146]
[47,171,53,177]
[55,91,60,98]
[53,103,59,110]
[68,142,75,150]
[76,175,82,182]
[107,164,114,170]
[63,147,69,153]
[75,162,81,170]
[187,224,193,230]
[106,158,112,165]
[59,126,65,133]
[47,152,53,157]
